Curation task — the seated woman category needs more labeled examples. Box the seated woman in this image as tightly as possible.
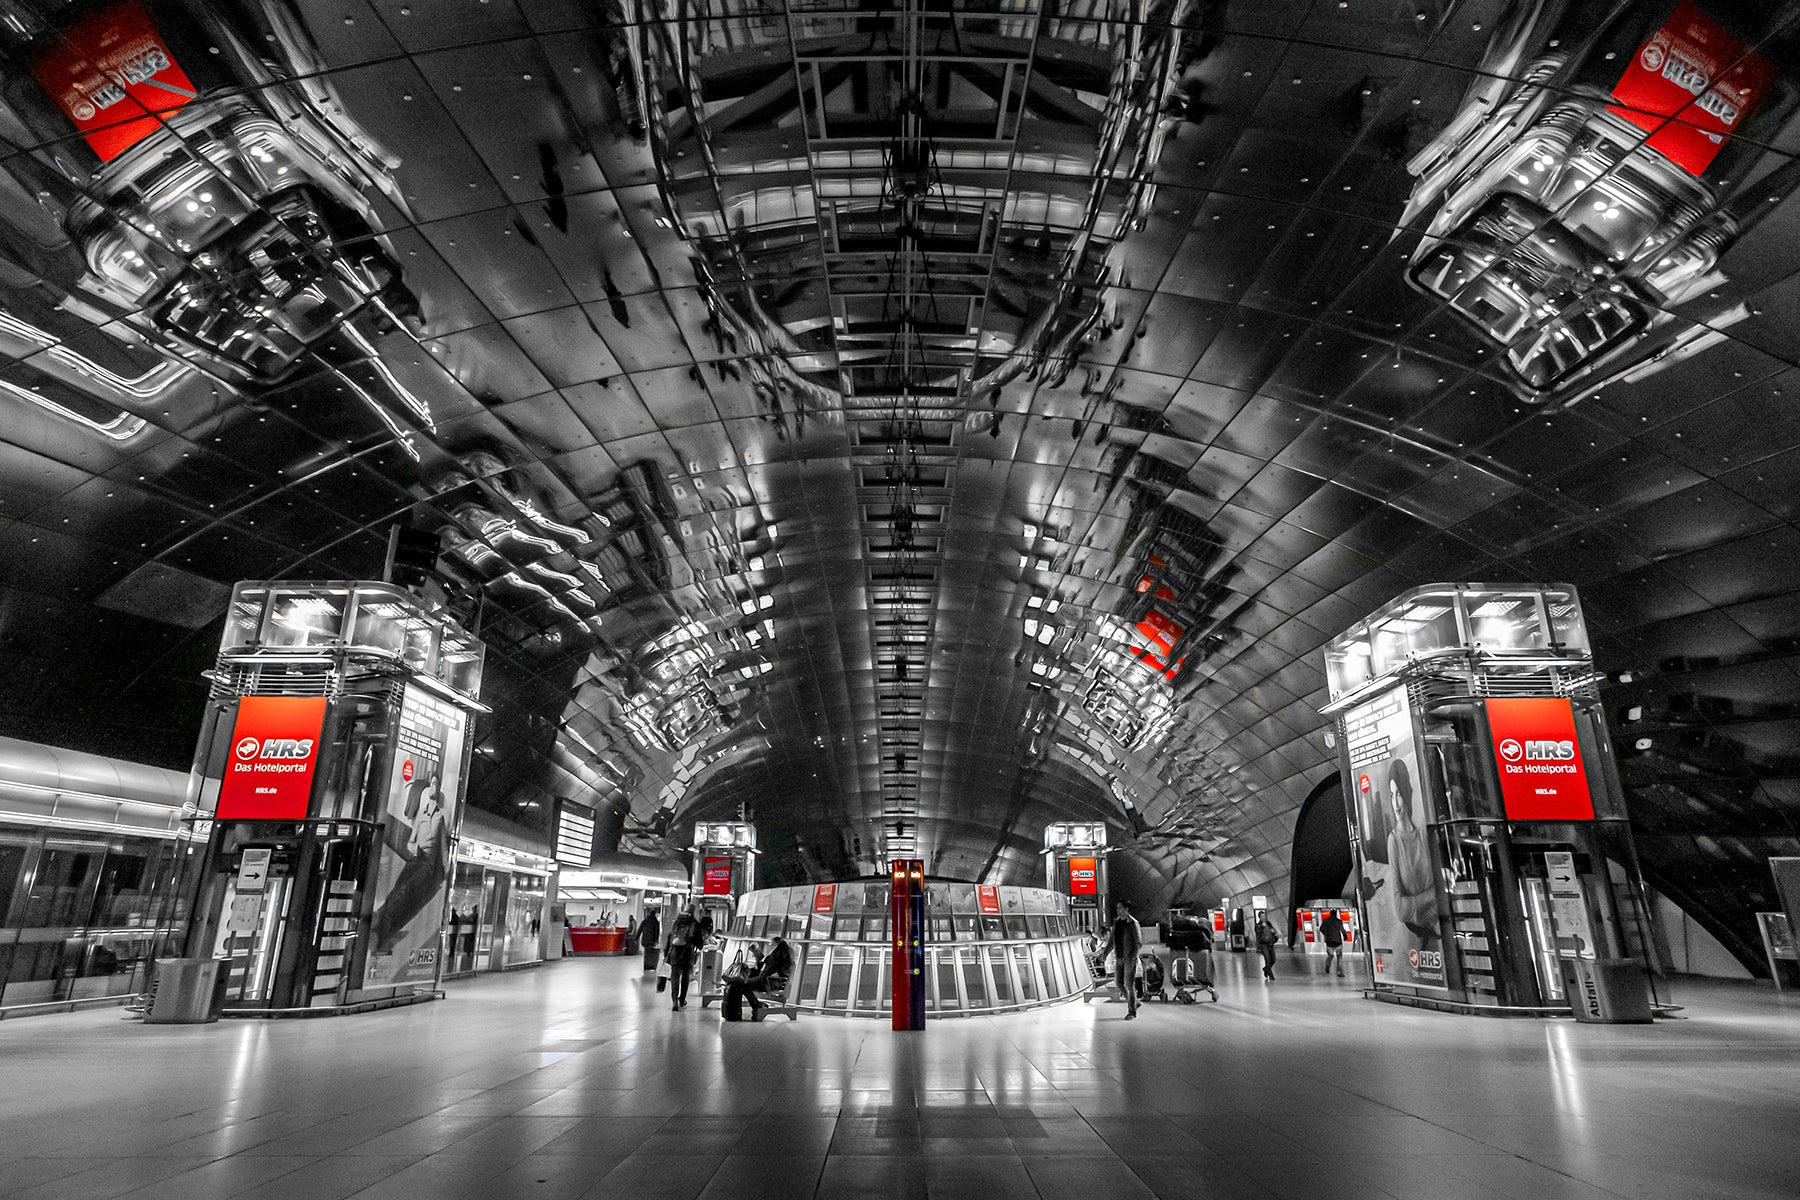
[724,936,793,1022]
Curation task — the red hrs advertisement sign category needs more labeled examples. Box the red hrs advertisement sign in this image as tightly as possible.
[1068,857,1098,895]
[1486,698,1596,821]
[813,883,836,914]
[216,696,327,820]
[31,0,198,163]
[701,856,733,895]
[976,884,1000,914]
[1607,0,1778,176]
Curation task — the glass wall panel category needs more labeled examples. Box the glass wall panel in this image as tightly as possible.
[935,954,960,1010]
[987,947,1013,1003]
[1013,947,1037,1000]
[960,950,987,1009]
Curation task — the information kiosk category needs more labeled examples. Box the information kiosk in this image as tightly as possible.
[1321,583,1656,1018]
[692,821,754,1003]
[1043,821,1109,934]
[176,581,485,1012]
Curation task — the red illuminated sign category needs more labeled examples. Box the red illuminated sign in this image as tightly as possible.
[977,884,1000,914]
[1607,0,1777,176]
[31,0,198,163]
[701,856,733,895]
[1486,697,1596,821]
[813,883,836,914]
[216,696,327,820]
[1068,856,1098,895]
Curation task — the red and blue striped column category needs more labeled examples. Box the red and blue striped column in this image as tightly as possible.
[890,860,925,1031]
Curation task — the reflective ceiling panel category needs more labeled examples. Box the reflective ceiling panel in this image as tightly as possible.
[0,0,1797,963]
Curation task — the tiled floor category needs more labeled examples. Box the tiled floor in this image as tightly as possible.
[0,952,1796,1200]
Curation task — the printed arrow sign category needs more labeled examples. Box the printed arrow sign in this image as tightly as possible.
[236,849,273,892]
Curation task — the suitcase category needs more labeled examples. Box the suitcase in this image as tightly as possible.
[721,986,743,1022]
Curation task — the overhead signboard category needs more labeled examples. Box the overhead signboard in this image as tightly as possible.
[813,883,836,914]
[977,884,1001,914]
[1485,698,1596,821]
[554,799,596,867]
[216,696,327,820]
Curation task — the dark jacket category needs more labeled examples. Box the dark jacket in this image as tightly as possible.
[638,912,660,948]
[1110,915,1141,962]
[1254,920,1278,949]
[759,938,793,984]
[1320,913,1345,946]
[666,913,702,958]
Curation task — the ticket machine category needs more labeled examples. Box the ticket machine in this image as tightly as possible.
[1043,821,1108,935]
[1320,583,1657,1018]
[1295,903,1358,954]
[177,581,485,1011]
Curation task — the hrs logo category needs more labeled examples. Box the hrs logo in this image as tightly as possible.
[236,736,315,761]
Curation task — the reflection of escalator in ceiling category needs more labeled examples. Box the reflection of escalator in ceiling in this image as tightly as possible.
[0,0,429,450]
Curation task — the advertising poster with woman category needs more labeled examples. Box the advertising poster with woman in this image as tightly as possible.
[366,683,468,988]
[1343,686,1447,989]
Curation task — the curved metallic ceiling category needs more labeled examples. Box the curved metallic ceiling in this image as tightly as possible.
[0,0,1797,960]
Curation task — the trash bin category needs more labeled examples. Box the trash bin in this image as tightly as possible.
[1561,957,1653,1024]
[144,959,229,1024]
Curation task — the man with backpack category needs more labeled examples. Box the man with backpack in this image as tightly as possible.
[1254,913,1279,982]
[1320,910,1346,977]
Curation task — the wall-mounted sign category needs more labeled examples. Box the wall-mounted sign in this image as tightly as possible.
[1486,697,1595,821]
[977,884,1001,914]
[702,856,733,895]
[813,883,836,914]
[1544,850,1597,958]
[1068,856,1098,895]
[216,696,327,820]
[235,848,272,893]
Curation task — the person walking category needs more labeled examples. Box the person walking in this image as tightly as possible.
[639,908,661,973]
[1319,910,1346,977]
[1110,902,1141,1019]
[1254,913,1279,982]
[664,904,704,1010]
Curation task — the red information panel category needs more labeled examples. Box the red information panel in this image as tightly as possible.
[1606,0,1777,176]
[1486,698,1596,821]
[976,884,1000,914]
[813,883,836,914]
[216,696,327,820]
[31,0,198,163]
[1068,856,1098,895]
[702,856,733,895]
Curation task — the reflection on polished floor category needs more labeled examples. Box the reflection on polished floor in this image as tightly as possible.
[0,955,1795,1200]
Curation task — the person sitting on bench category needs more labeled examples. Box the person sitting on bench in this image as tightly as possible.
[725,937,793,1021]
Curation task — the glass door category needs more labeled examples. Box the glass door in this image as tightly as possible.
[1518,875,1564,1002]
[212,869,294,1004]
